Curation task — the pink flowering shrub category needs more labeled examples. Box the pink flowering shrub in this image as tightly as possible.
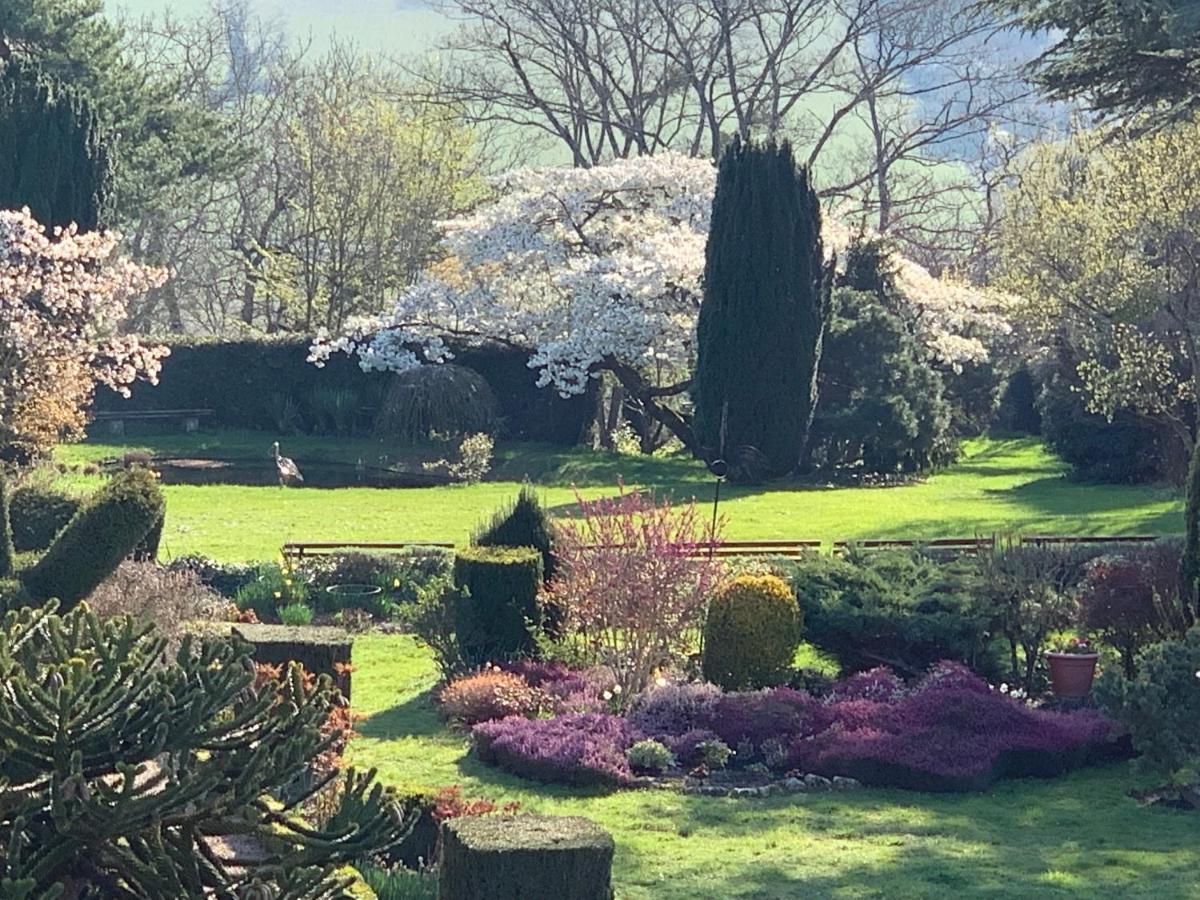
[0,210,168,459]
[472,713,641,787]
[550,484,726,701]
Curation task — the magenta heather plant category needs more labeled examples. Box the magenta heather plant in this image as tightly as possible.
[662,729,724,767]
[826,667,907,702]
[913,660,994,695]
[550,484,726,701]
[703,687,833,750]
[472,713,641,787]
[790,682,1120,790]
[627,681,723,737]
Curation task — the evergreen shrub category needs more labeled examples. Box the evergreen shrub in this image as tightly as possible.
[701,573,800,689]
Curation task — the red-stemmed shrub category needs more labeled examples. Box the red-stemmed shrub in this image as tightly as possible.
[550,484,726,701]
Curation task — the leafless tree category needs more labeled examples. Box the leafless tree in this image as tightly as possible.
[420,0,1039,265]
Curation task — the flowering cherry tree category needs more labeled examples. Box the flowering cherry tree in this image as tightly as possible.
[311,152,1010,449]
[0,209,168,459]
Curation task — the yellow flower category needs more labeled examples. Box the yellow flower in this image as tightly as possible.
[273,591,282,599]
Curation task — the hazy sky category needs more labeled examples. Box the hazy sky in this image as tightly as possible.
[112,0,452,55]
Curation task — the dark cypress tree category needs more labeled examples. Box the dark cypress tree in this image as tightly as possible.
[692,137,831,481]
[0,470,13,578]
[0,60,112,230]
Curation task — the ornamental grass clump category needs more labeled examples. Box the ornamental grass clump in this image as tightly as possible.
[472,713,641,787]
[550,484,725,701]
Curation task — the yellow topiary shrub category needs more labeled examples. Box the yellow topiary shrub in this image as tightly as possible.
[701,573,801,690]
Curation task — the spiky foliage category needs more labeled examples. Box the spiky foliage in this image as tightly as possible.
[473,485,557,584]
[0,602,411,899]
[693,137,831,481]
[0,60,112,230]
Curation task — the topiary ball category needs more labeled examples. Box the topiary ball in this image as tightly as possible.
[701,573,801,690]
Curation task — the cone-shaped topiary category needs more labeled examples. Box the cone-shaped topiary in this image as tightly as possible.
[21,468,165,610]
[701,573,801,690]
[454,546,544,666]
[0,601,412,898]
[474,485,558,584]
[0,471,13,578]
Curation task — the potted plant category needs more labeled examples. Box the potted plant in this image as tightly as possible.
[1045,636,1100,698]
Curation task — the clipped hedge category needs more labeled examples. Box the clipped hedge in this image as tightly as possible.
[92,337,593,444]
[473,486,558,584]
[233,624,354,699]
[702,574,800,690]
[453,546,543,666]
[22,469,165,610]
[10,484,80,552]
[439,815,614,900]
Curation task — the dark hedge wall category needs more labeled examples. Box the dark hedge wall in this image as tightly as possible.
[92,337,593,445]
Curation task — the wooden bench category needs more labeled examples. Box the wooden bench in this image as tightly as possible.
[1019,534,1159,548]
[832,537,995,557]
[93,408,213,435]
[685,540,821,559]
[281,540,456,562]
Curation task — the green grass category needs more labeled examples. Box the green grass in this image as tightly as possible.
[56,431,1183,562]
[348,634,1200,900]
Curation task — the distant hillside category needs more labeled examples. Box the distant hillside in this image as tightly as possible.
[109,0,452,55]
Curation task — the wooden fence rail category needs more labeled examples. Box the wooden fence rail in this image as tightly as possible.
[281,534,1164,562]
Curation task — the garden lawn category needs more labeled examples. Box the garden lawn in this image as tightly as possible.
[349,634,1200,900]
[57,432,1182,563]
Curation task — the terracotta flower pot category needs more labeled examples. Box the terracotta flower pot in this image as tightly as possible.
[1046,652,1099,698]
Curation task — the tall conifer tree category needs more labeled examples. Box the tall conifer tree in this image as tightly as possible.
[693,136,831,481]
[0,60,112,229]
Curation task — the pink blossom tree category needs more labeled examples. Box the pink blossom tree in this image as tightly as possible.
[550,484,726,702]
[0,209,168,459]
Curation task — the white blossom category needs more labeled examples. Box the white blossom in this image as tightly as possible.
[313,153,1011,394]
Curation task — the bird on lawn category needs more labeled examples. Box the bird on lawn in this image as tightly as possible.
[272,442,304,486]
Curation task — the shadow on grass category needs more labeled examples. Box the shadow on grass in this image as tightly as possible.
[612,767,1200,899]
[356,687,445,740]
